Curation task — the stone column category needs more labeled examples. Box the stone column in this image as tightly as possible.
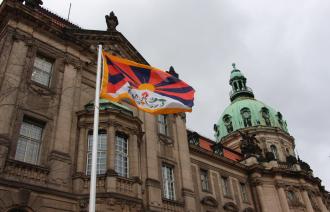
[253,179,266,212]
[175,114,196,212]
[130,133,142,199]
[276,183,290,212]
[48,63,77,191]
[0,39,28,136]
[316,195,328,212]
[300,190,313,212]
[130,134,139,178]
[76,128,87,173]
[106,125,116,193]
[107,125,116,171]
[143,112,162,211]
[72,127,87,193]
[52,63,77,153]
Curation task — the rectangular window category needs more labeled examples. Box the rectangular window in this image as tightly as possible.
[15,117,44,165]
[240,182,248,202]
[86,130,107,175]
[157,115,168,135]
[200,169,209,191]
[31,55,53,87]
[221,176,230,196]
[162,164,175,200]
[115,134,128,177]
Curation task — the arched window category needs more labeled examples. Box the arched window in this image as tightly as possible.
[261,107,271,126]
[238,81,243,90]
[270,145,278,160]
[223,114,233,133]
[240,108,252,127]
[233,81,238,91]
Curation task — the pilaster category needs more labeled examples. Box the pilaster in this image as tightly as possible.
[0,39,28,136]
[275,181,290,212]
[301,190,313,212]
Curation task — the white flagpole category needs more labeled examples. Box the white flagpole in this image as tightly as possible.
[89,44,102,212]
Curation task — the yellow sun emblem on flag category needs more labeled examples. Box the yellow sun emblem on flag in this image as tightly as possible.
[138,83,155,92]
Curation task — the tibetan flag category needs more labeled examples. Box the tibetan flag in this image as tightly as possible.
[100,51,195,114]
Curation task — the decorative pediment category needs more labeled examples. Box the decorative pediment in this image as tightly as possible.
[200,196,218,208]
[223,202,239,212]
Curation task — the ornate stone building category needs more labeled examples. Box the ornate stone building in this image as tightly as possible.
[0,0,328,211]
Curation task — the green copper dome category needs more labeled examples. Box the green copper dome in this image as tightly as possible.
[214,64,288,141]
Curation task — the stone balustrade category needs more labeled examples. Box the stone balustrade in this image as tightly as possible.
[161,199,184,212]
[74,173,141,198]
[82,175,107,193]
[116,176,134,195]
[3,159,49,184]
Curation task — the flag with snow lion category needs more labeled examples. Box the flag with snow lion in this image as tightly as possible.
[100,52,195,114]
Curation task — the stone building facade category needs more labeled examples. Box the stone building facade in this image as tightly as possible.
[0,0,328,211]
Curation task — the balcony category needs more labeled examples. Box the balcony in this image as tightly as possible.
[73,173,141,198]
[2,159,49,185]
[229,87,254,101]
[161,199,184,212]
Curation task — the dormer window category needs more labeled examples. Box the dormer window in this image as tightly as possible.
[277,112,284,127]
[261,107,271,126]
[223,114,233,133]
[241,108,252,127]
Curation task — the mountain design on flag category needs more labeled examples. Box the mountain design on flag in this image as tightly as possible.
[101,52,195,114]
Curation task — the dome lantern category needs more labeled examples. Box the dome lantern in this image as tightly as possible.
[229,63,254,102]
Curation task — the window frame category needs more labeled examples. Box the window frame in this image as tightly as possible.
[31,54,54,87]
[240,182,249,202]
[200,169,210,192]
[157,114,169,136]
[221,176,231,197]
[14,116,45,165]
[115,132,129,178]
[162,163,176,200]
[85,129,108,175]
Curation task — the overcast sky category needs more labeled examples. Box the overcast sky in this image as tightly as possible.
[38,0,330,189]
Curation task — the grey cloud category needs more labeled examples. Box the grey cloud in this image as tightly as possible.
[44,0,330,189]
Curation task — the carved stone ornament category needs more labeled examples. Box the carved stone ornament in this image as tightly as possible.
[243,207,254,212]
[239,131,262,157]
[200,196,219,207]
[275,180,286,189]
[24,0,43,8]
[105,11,119,31]
[250,178,263,187]
[223,202,239,212]
[79,199,88,208]
[211,142,223,155]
